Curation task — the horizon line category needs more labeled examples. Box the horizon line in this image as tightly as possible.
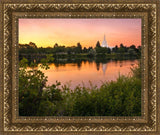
[19,42,141,48]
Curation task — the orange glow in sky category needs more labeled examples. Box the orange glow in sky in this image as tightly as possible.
[19,19,141,48]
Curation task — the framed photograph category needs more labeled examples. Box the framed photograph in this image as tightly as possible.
[0,0,160,134]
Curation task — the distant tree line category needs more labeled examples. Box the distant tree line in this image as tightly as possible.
[19,41,141,62]
[19,41,141,55]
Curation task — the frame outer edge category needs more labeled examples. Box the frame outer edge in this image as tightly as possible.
[0,1,4,135]
[0,0,158,4]
[158,0,160,133]
[3,3,156,133]
[0,0,159,134]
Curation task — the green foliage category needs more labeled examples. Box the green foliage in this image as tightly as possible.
[19,54,55,116]
[19,61,48,115]
[58,75,141,116]
[19,57,141,116]
[130,61,141,79]
[19,57,28,68]
[40,54,54,70]
[88,49,96,57]
[19,42,141,60]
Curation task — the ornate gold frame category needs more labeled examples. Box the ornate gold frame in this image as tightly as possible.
[0,0,160,134]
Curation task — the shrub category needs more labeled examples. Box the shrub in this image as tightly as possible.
[19,58,141,116]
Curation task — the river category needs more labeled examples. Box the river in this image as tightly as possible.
[36,59,139,90]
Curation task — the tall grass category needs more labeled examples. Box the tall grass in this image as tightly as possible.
[39,63,141,116]
[49,75,141,116]
[19,58,141,116]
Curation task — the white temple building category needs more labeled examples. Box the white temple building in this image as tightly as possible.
[101,35,113,49]
[101,35,108,48]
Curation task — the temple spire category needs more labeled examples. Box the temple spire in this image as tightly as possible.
[101,34,108,48]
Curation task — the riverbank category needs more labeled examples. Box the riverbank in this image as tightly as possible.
[19,72,141,116]
[19,52,140,63]
[19,57,141,116]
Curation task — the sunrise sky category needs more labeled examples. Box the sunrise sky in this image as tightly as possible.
[19,18,141,48]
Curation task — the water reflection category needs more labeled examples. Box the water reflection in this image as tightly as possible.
[39,59,139,90]
[96,62,100,71]
[102,63,107,75]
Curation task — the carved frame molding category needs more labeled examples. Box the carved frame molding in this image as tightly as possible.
[0,0,159,134]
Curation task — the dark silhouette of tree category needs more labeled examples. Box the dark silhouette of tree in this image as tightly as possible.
[119,44,125,54]
[96,41,101,48]
[130,45,136,50]
[96,62,100,71]
[77,61,82,70]
[107,48,111,54]
[112,45,118,53]
[76,42,82,53]
[29,42,37,48]
[83,47,88,53]
[88,47,93,51]
[120,43,124,48]
[54,43,58,48]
